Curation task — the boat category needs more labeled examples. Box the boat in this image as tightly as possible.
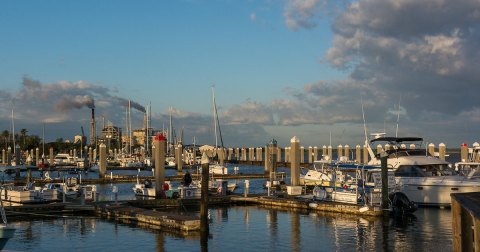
[43,177,81,199]
[207,86,228,175]
[53,153,75,166]
[0,186,15,250]
[454,144,480,178]
[299,159,352,187]
[366,136,480,206]
[0,182,58,205]
[132,176,201,199]
[308,162,417,214]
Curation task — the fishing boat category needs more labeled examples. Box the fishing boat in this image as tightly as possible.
[366,137,480,206]
[308,162,417,214]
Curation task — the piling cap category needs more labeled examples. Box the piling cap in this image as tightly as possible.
[290,136,299,143]
[154,134,166,141]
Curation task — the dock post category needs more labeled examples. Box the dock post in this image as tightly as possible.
[313,146,318,162]
[277,147,282,162]
[219,148,225,165]
[49,146,54,166]
[356,145,361,164]
[99,143,107,178]
[35,148,39,166]
[88,147,92,168]
[322,145,327,160]
[381,151,389,212]
[300,146,305,163]
[268,139,277,196]
[264,144,270,174]
[344,145,350,160]
[308,146,312,164]
[461,143,468,162]
[337,145,343,160]
[328,145,332,160]
[155,134,166,199]
[439,143,446,160]
[244,180,249,197]
[363,144,369,165]
[200,152,210,248]
[7,147,11,166]
[2,149,5,165]
[176,143,183,172]
[15,144,20,166]
[84,146,89,168]
[428,143,435,156]
[290,136,300,186]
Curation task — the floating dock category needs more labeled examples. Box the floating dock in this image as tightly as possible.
[95,203,200,232]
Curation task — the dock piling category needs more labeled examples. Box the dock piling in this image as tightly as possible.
[200,152,210,237]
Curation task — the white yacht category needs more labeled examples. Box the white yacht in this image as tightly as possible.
[367,137,480,206]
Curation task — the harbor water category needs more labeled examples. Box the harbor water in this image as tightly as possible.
[2,164,453,251]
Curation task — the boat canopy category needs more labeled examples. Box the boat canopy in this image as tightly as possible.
[370,137,423,144]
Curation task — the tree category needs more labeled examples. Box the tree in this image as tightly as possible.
[20,128,28,148]
[1,130,10,149]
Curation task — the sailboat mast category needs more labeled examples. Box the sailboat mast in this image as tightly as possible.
[129,100,132,155]
[11,107,15,154]
[212,87,218,149]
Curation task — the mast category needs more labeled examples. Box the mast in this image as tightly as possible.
[211,86,224,148]
[129,100,132,155]
[11,106,15,154]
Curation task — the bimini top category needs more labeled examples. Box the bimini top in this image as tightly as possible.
[370,137,423,144]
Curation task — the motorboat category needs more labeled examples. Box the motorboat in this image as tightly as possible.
[308,163,417,214]
[366,137,480,206]
[43,177,81,199]
[53,153,75,166]
[454,144,480,178]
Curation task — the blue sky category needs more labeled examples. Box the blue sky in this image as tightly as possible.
[1,0,480,148]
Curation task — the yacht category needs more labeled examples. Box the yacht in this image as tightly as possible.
[367,137,480,206]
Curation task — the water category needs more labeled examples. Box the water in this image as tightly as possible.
[1,164,453,251]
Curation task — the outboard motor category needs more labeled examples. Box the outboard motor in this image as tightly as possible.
[389,192,418,215]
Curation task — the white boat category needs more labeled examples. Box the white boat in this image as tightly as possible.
[53,153,75,166]
[366,136,480,206]
[454,145,480,178]
[0,187,14,250]
[43,177,81,199]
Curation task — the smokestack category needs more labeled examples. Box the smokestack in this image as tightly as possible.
[91,108,95,146]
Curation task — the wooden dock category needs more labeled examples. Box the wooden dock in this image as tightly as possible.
[230,195,383,216]
[95,203,200,232]
[452,192,480,252]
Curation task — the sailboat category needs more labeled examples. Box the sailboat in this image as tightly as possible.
[209,86,228,175]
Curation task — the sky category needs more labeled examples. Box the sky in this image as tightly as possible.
[0,0,480,148]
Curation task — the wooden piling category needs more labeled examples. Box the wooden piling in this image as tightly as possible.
[155,134,166,199]
[439,143,446,160]
[428,143,435,156]
[461,143,468,162]
[308,146,313,164]
[313,146,318,161]
[200,152,210,236]
[356,145,361,164]
[290,136,300,186]
[99,143,107,178]
[176,144,183,172]
[49,146,54,166]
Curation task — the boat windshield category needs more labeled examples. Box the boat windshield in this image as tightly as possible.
[395,164,455,177]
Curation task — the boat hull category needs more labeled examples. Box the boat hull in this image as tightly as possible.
[396,177,480,206]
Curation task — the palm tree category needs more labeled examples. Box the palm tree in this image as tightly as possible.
[20,128,28,148]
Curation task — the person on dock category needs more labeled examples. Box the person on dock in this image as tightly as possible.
[183,171,192,186]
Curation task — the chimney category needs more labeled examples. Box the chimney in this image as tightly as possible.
[91,108,95,146]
